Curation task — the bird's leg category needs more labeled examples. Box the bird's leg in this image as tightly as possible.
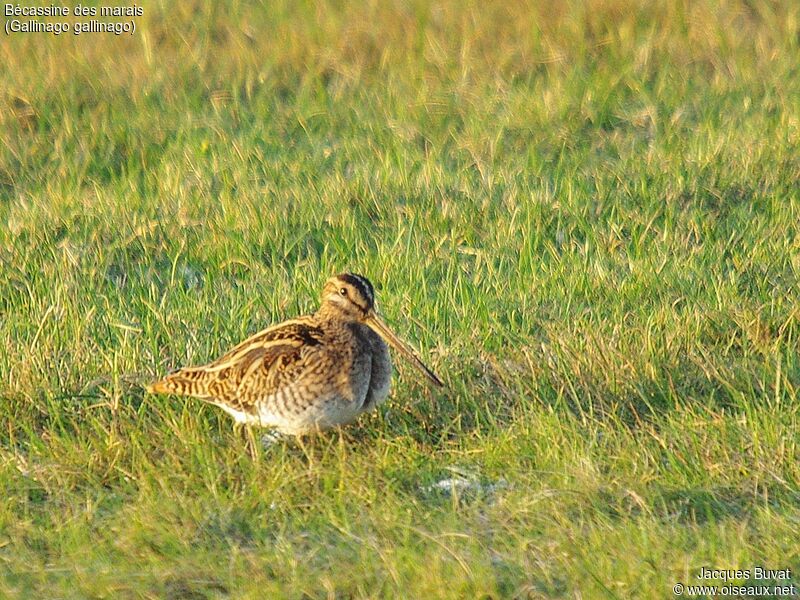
[261,430,285,450]
[232,421,259,461]
[245,425,260,462]
[295,434,315,470]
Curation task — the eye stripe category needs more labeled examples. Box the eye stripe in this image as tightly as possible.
[338,273,375,307]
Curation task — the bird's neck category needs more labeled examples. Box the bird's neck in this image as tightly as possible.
[314,302,358,322]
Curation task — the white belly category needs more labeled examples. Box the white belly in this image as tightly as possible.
[214,395,366,435]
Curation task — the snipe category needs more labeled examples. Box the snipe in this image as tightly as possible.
[146,273,443,436]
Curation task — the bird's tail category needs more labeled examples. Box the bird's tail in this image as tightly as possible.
[145,368,211,397]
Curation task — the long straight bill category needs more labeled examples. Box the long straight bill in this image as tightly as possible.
[365,313,444,387]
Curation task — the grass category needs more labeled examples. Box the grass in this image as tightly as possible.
[1,0,799,597]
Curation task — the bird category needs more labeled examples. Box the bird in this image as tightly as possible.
[146,272,443,438]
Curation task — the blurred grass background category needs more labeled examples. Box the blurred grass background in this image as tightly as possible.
[1,0,799,597]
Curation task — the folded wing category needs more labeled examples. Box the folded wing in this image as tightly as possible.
[146,320,327,415]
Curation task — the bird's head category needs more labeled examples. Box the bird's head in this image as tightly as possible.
[319,272,443,387]
[320,272,376,320]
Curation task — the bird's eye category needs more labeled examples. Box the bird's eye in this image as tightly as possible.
[339,288,348,296]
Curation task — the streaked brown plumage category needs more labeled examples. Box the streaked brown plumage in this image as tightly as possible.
[146,273,443,435]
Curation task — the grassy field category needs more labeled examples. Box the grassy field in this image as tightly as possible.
[1,0,799,597]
